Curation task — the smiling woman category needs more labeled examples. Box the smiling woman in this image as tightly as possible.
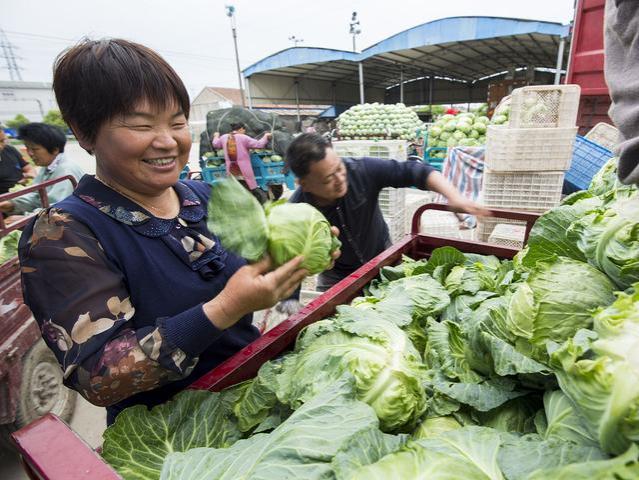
[17,38,311,426]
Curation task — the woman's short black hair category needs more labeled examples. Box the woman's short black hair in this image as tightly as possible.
[53,38,190,144]
[230,122,246,131]
[18,123,67,153]
[286,133,332,177]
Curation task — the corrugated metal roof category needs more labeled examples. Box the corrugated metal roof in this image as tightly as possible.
[243,16,570,88]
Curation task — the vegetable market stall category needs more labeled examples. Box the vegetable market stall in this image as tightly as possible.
[12,156,639,479]
[11,204,538,479]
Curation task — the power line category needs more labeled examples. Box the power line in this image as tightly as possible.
[0,29,23,81]
[3,29,235,63]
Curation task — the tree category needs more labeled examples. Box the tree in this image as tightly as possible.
[43,110,68,131]
[6,114,30,130]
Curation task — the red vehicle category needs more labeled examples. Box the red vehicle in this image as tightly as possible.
[0,176,78,445]
[566,0,611,133]
[11,204,540,479]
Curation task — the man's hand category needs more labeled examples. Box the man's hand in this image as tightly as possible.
[425,171,491,217]
[447,196,492,217]
[0,201,13,213]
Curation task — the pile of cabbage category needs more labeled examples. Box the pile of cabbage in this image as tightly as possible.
[0,230,20,264]
[207,176,340,274]
[426,112,490,156]
[337,103,424,140]
[102,159,639,479]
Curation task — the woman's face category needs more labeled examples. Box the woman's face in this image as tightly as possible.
[87,99,191,195]
[24,141,59,167]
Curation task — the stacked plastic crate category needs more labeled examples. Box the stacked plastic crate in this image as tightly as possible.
[478,85,581,242]
[332,140,408,242]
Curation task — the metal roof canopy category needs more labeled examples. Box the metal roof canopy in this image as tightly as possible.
[243,16,570,108]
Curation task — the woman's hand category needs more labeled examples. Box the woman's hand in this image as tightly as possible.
[328,226,341,270]
[0,201,13,213]
[203,255,308,330]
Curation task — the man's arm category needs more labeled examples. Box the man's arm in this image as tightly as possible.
[425,170,491,216]
[365,157,490,216]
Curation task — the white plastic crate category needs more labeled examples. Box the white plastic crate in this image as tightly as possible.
[585,122,620,153]
[332,140,408,161]
[477,217,527,243]
[378,188,407,216]
[416,210,462,238]
[480,170,564,211]
[485,125,577,171]
[509,84,580,129]
[487,223,526,250]
[384,210,406,243]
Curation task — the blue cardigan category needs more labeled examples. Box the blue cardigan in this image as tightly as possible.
[19,175,259,424]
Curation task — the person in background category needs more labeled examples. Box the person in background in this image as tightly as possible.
[605,0,639,185]
[286,133,491,291]
[212,123,271,203]
[0,129,37,194]
[19,38,318,426]
[0,123,84,224]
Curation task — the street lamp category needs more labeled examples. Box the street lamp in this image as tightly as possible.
[349,11,361,52]
[225,4,246,107]
[349,11,364,104]
[288,35,304,47]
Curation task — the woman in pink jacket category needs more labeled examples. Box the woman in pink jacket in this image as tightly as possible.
[212,123,272,203]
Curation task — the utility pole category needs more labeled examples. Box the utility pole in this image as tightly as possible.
[349,12,364,104]
[0,29,23,81]
[225,5,246,107]
[288,35,304,47]
[349,12,361,52]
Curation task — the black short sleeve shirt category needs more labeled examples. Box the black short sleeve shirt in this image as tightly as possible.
[0,145,27,194]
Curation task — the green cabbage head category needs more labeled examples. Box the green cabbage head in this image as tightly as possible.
[266,202,341,274]
[207,177,339,273]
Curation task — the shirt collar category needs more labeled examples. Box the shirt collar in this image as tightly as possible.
[46,153,64,173]
[73,175,206,237]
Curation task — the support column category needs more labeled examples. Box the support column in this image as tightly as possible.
[399,68,404,103]
[554,37,566,84]
[245,76,253,109]
[358,62,365,104]
[428,76,434,106]
[295,80,301,123]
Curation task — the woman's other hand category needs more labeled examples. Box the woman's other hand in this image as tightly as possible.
[203,255,308,330]
[328,226,341,270]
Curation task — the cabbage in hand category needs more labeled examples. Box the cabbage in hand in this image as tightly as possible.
[208,176,340,273]
[266,202,340,274]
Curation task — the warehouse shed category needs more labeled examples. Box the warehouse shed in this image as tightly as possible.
[242,16,570,110]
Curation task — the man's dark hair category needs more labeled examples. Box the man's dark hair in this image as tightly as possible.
[53,38,190,145]
[18,123,67,153]
[286,133,332,177]
[230,122,246,131]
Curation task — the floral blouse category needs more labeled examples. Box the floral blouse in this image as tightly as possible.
[18,176,258,411]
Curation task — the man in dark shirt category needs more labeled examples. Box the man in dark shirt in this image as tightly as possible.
[287,133,490,291]
[0,130,36,194]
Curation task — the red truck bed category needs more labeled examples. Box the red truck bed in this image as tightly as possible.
[566,0,612,133]
[11,204,539,480]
